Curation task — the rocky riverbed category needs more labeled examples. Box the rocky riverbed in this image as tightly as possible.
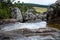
[0,21,60,40]
[0,29,60,40]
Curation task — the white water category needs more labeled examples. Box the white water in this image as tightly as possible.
[1,21,47,31]
[0,21,60,40]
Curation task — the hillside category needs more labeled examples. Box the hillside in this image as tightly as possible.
[23,3,49,7]
[23,3,48,13]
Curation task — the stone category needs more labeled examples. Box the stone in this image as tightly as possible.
[10,7,23,22]
[47,2,60,22]
[35,12,47,21]
[23,9,35,22]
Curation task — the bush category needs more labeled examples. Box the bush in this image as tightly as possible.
[0,8,10,19]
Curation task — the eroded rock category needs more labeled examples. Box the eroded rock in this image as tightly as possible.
[10,7,23,22]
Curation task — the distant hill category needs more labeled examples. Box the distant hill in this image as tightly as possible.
[22,3,49,13]
[22,3,49,8]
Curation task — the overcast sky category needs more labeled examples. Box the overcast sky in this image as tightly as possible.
[14,0,57,5]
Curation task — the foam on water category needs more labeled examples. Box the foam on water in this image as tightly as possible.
[1,21,47,31]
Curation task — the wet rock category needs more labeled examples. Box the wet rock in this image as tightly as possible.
[0,36,11,40]
[0,34,58,40]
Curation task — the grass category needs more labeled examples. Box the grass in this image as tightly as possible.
[48,22,60,30]
[0,8,10,19]
[33,7,47,13]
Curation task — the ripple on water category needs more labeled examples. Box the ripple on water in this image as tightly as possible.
[11,36,55,40]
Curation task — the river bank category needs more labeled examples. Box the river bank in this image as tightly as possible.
[0,19,17,25]
[48,22,60,30]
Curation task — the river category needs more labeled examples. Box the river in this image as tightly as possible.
[1,21,46,31]
[0,21,60,40]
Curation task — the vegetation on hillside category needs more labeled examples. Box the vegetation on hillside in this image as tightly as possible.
[0,0,48,19]
[0,0,36,19]
[0,0,13,19]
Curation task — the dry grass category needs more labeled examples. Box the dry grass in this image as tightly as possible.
[33,7,47,13]
[48,22,60,30]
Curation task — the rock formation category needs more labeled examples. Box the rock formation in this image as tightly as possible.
[23,9,47,22]
[10,7,23,22]
[47,2,60,22]
[10,7,47,23]
[23,9,36,22]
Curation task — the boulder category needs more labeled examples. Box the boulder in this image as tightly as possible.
[23,9,36,22]
[35,13,47,21]
[10,7,23,22]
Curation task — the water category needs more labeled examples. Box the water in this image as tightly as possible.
[0,21,60,40]
[14,36,55,40]
[1,21,47,31]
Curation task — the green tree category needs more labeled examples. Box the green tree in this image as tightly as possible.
[0,0,15,19]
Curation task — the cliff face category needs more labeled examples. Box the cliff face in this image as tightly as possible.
[47,2,60,23]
